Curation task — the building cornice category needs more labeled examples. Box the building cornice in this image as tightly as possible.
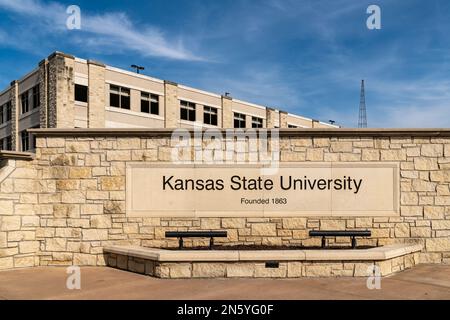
[27,128,450,138]
[87,59,106,67]
[164,80,178,86]
[47,51,75,60]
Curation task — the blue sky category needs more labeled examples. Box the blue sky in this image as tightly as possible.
[1,0,450,128]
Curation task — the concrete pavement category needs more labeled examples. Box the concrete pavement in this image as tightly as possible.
[0,264,449,300]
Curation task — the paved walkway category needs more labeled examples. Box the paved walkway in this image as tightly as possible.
[0,264,449,300]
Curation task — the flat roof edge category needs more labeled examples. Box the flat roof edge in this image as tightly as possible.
[28,128,450,138]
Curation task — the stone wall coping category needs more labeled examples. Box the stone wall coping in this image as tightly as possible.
[0,151,35,161]
[48,51,75,60]
[28,128,450,138]
[103,243,422,262]
[164,80,178,86]
[87,59,106,67]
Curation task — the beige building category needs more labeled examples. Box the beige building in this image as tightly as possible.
[0,51,338,152]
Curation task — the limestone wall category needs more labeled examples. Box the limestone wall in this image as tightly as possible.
[0,130,449,270]
[87,61,106,128]
[0,157,40,269]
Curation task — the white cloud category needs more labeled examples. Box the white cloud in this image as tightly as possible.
[82,13,200,61]
[0,0,203,61]
[196,65,307,111]
[1,0,448,128]
[367,78,450,128]
[375,104,450,128]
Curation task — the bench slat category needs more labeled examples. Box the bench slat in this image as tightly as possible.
[165,231,227,238]
[165,231,228,249]
[309,230,371,249]
[309,230,371,237]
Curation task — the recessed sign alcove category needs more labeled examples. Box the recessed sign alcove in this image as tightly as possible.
[126,162,400,217]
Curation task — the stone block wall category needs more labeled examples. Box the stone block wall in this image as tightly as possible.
[47,52,75,129]
[221,95,233,128]
[9,81,19,151]
[87,61,106,128]
[279,111,288,128]
[39,59,49,128]
[164,81,179,128]
[1,131,450,270]
[107,251,420,278]
[0,158,40,269]
[266,108,277,128]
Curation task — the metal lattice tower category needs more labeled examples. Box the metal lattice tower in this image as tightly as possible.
[358,79,367,128]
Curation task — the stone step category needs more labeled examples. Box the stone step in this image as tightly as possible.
[104,243,423,262]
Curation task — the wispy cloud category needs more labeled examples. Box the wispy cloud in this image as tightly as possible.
[0,0,203,61]
[201,65,307,110]
[374,103,450,128]
[1,0,449,128]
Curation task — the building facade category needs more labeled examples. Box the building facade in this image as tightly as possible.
[0,51,338,152]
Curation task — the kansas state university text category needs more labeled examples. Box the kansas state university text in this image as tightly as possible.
[162,175,363,194]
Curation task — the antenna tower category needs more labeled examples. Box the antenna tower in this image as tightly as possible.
[358,80,367,128]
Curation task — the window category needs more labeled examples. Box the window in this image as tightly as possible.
[75,84,88,103]
[251,116,263,128]
[0,101,11,124]
[2,136,11,150]
[110,86,120,108]
[31,125,39,150]
[6,101,12,122]
[5,136,12,151]
[21,92,29,114]
[21,130,29,151]
[120,88,131,109]
[234,112,246,128]
[110,85,130,109]
[32,86,40,109]
[141,92,159,115]
[203,106,218,126]
[180,100,196,121]
[288,124,298,128]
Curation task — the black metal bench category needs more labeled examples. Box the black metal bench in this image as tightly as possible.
[309,230,371,249]
[165,231,228,249]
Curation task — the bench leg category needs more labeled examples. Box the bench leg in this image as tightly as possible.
[210,237,214,249]
[179,237,183,249]
[321,237,326,248]
[351,237,356,249]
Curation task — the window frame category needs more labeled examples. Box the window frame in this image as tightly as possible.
[32,85,40,109]
[203,106,218,126]
[5,136,12,151]
[30,125,39,150]
[74,84,88,103]
[109,85,131,110]
[180,100,196,122]
[6,101,12,122]
[0,104,3,124]
[233,112,246,128]
[21,91,29,114]
[141,92,159,115]
[251,116,263,128]
[21,130,29,151]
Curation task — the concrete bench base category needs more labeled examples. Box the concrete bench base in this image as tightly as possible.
[104,243,422,278]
